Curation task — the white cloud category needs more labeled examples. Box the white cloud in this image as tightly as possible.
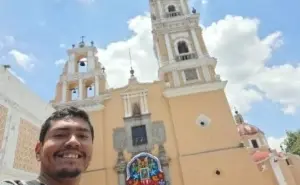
[4,36,15,46]
[55,59,66,66]
[267,136,286,152]
[8,49,35,71]
[59,44,66,48]
[95,13,300,115]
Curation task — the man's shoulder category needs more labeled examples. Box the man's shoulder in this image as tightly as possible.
[0,180,22,185]
[0,180,39,185]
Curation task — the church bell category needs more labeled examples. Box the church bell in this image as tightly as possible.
[79,61,86,66]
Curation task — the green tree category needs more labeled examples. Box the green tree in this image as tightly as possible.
[281,130,300,156]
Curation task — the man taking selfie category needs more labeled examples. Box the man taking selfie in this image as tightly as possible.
[1,106,94,185]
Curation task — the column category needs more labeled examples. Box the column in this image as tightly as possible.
[157,0,164,18]
[155,42,163,66]
[143,92,149,113]
[127,94,132,117]
[123,96,129,117]
[62,81,67,102]
[202,66,211,82]
[88,51,95,71]
[68,54,76,74]
[172,71,180,87]
[164,34,174,63]
[95,75,100,96]
[179,0,188,14]
[191,29,203,58]
[140,94,146,114]
[79,79,83,100]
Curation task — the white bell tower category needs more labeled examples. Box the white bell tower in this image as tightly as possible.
[149,0,226,97]
[51,37,109,111]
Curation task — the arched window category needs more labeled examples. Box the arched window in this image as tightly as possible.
[168,5,176,12]
[177,41,189,54]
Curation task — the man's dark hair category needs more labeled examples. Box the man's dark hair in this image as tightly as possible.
[39,106,94,143]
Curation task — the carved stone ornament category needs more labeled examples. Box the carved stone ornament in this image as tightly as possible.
[114,151,127,174]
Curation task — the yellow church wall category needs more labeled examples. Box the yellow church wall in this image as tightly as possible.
[54,82,62,102]
[261,161,279,185]
[278,160,297,185]
[287,155,300,185]
[179,148,265,185]
[167,90,241,154]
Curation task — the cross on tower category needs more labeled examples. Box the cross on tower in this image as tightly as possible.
[81,36,85,43]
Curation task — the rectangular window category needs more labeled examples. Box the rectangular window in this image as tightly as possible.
[251,139,259,148]
[132,125,148,146]
[184,68,198,81]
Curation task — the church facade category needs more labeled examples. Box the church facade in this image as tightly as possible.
[0,0,300,184]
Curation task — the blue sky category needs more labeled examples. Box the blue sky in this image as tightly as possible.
[0,0,299,148]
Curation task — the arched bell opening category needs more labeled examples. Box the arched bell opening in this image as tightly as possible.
[86,83,95,98]
[177,41,189,54]
[70,87,79,101]
[126,152,167,185]
[167,5,176,12]
[78,57,88,73]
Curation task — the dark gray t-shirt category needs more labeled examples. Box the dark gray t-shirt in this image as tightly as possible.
[0,180,42,185]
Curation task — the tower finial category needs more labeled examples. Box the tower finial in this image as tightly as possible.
[234,108,244,124]
[79,36,85,48]
[129,49,134,77]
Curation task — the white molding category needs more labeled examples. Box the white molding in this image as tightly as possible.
[171,32,189,40]
[52,95,109,112]
[181,68,201,84]
[190,28,203,57]
[159,56,216,74]
[163,81,227,98]
[60,70,104,82]
[164,34,174,62]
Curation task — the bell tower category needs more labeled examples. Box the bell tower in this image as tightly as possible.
[150,0,226,97]
[51,37,109,111]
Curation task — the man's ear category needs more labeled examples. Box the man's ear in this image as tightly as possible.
[35,142,41,161]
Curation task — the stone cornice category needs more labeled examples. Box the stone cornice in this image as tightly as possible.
[159,56,217,74]
[52,94,110,112]
[163,81,227,98]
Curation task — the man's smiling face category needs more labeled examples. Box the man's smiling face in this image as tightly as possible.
[35,117,93,179]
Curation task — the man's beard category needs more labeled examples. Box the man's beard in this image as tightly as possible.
[55,169,81,178]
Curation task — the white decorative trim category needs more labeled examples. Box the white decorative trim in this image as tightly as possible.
[171,32,189,40]
[163,81,227,98]
[174,38,192,55]
[159,56,217,74]
[172,71,180,87]
[190,28,203,57]
[62,81,67,102]
[52,94,109,112]
[202,65,211,81]
[155,42,162,65]
[179,0,188,14]
[181,68,201,84]
[196,114,211,127]
[79,79,83,100]
[60,70,104,82]
[121,89,149,118]
[95,76,100,96]
[157,0,163,18]
[164,34,174,62]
